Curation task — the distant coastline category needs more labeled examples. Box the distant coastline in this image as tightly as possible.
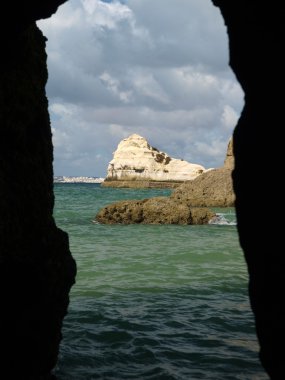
[54,176,105,184]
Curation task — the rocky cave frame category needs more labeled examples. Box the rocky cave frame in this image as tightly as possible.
[0,1,284,379]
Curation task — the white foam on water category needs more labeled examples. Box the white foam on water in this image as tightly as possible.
[209,213,237,226]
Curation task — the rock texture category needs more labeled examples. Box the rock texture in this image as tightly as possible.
[223,137,234,169]
[96,137,233,224]
[171,138,234,207]
[96,137,233,225]
[101,179,183,189]
[0,2,76,379]
[95,197,215,225]
[103,134,206,186]
[213,2,285,379]
[171,167,234,207]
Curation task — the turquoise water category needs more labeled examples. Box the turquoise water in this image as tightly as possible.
[53,183,268,380]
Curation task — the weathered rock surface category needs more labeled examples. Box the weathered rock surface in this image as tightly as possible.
[96,137,233,224]
[223,137,234,169]
[171,167,234,207]
[169,137,234,207]
[103,134,206,185]
[101,179,183,189]
[95,197,215,225]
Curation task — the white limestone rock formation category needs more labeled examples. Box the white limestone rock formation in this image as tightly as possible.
[105,134,206,182]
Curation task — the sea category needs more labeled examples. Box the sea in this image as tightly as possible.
[52,182,269,380]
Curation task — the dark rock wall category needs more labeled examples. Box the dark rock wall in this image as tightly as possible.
[0,2,76,379]
[213,2,284,379]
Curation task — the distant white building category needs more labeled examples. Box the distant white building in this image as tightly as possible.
[54,176,104,183]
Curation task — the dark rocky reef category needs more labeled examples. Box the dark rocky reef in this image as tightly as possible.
[95,197,215,225]
[101,179,183,189]
[0,1,76,379]
[213,1,284,379]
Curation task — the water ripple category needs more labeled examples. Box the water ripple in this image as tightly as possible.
[53,184,268,380]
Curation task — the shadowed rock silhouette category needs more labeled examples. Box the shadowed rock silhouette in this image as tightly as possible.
[0,1,283,379]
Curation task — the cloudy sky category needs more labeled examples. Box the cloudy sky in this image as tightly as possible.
[37,0,244,178]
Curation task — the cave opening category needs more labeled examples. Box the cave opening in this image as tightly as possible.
[3,0,283,379]
[35,1,273,380]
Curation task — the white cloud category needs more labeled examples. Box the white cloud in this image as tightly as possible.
[82,0,133,29]
[221,105,240,130]
[133,71,170,105]
[99,71,133,103]
[37,0,244,177]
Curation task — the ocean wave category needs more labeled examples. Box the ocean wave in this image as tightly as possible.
[209,213,237,226]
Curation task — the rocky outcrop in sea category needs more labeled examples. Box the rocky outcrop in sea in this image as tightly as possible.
[102,134,206,188]
[171,138,234,207]
[94,138,234,225]
[95,197,215,225]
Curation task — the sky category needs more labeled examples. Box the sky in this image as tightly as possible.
[37,0,244,178]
